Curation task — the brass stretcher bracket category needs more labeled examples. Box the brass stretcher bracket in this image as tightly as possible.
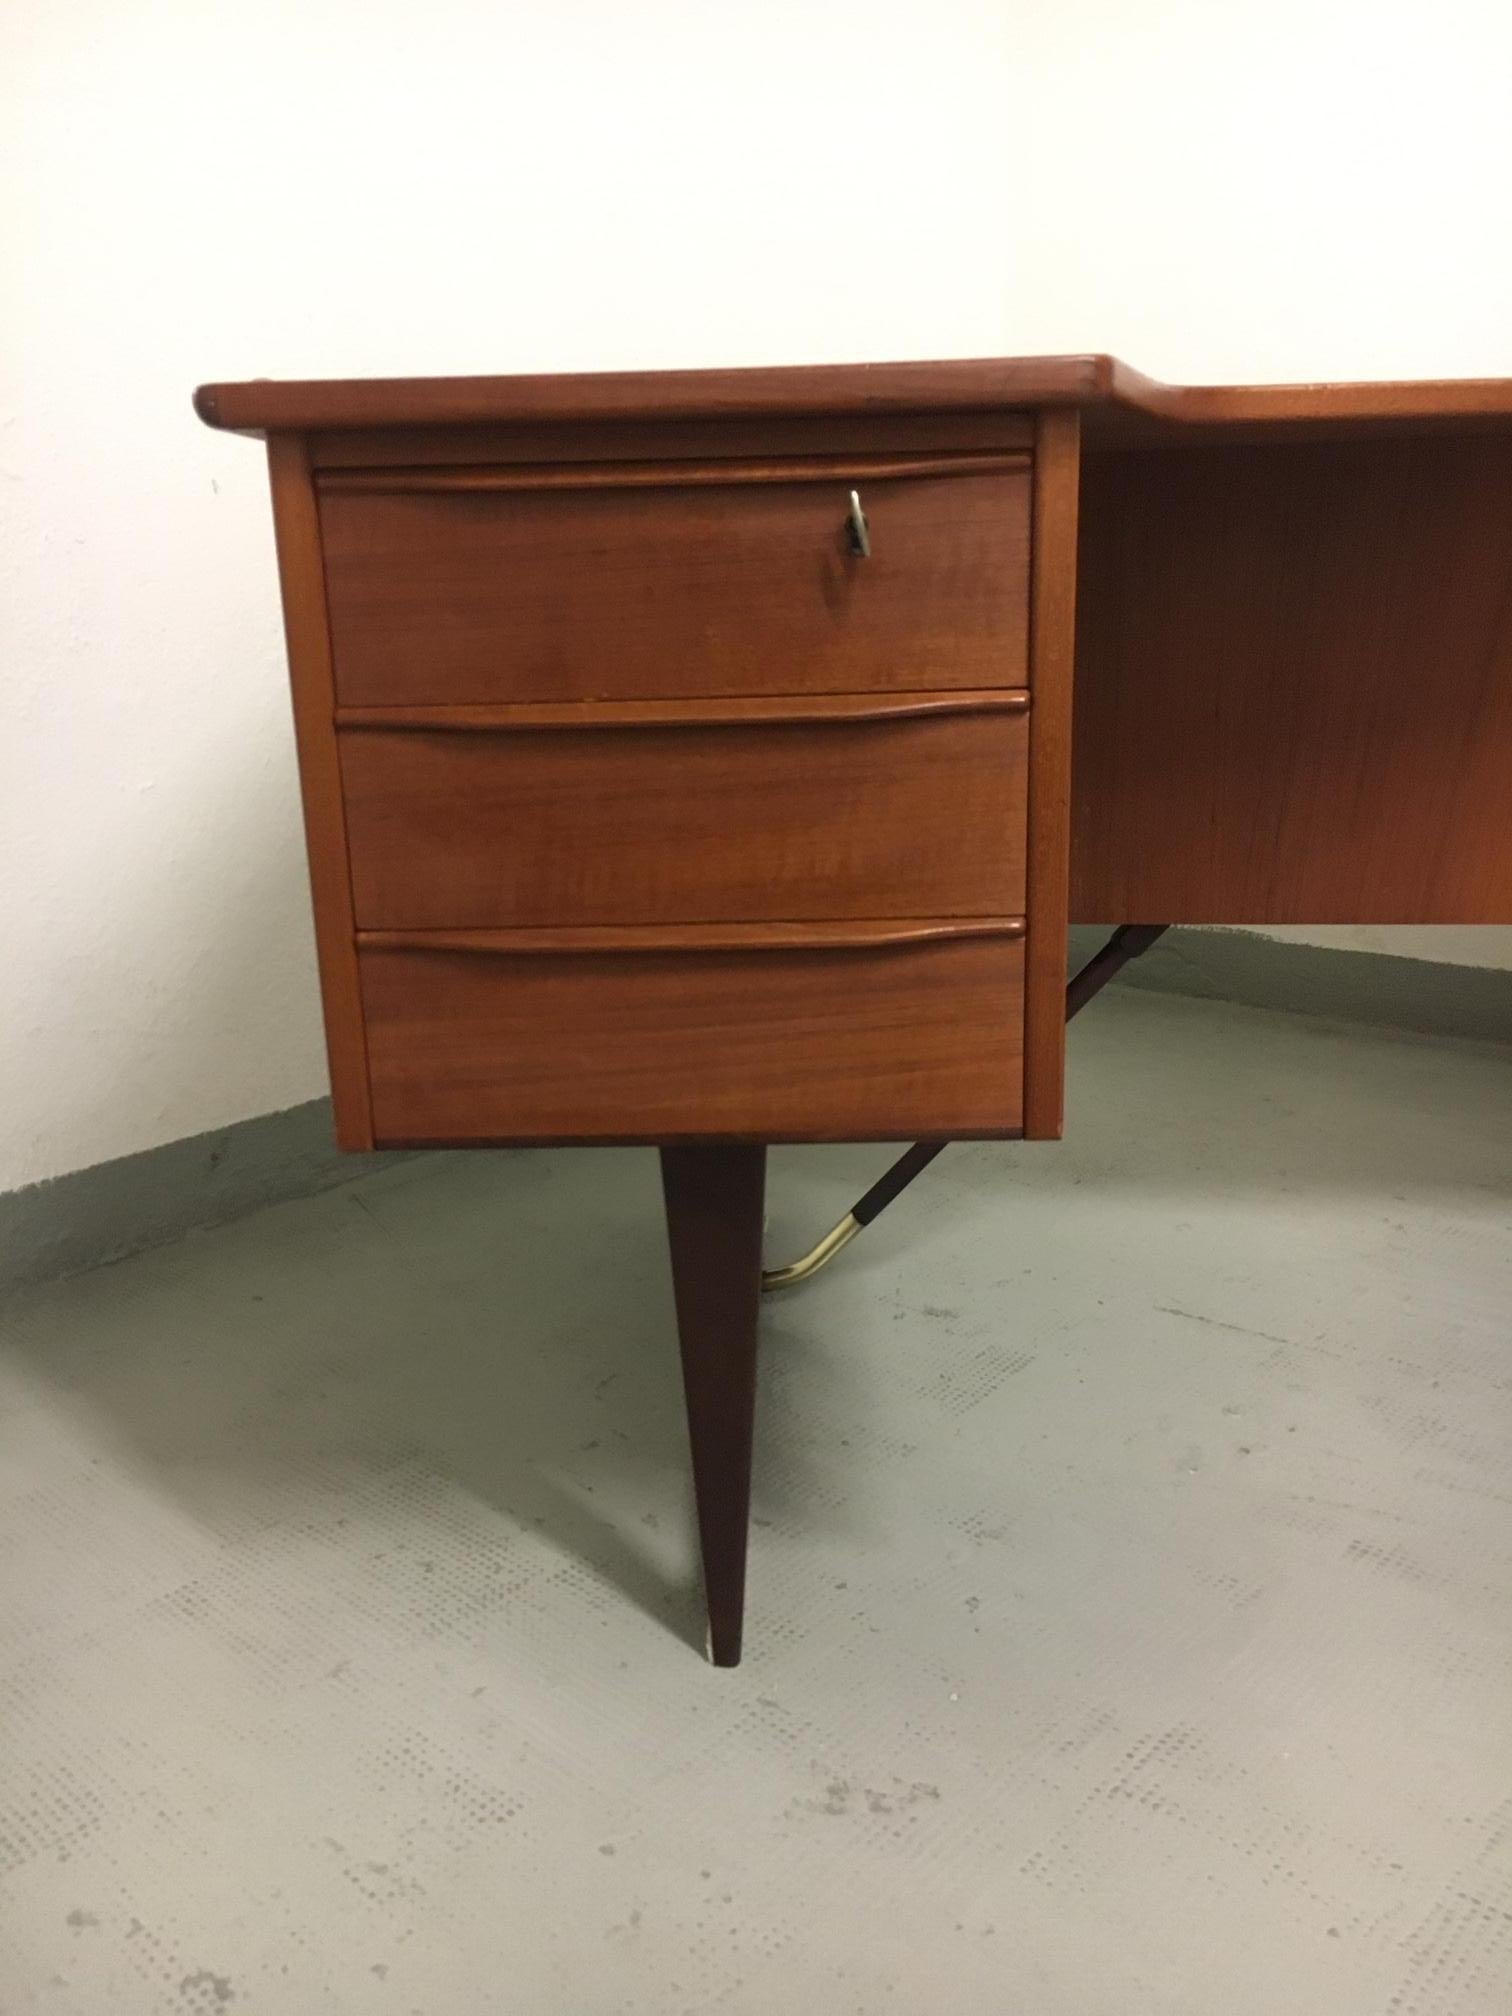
[760,925,1169,1293]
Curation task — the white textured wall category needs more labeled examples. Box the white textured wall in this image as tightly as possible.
[5,0,1511,1190]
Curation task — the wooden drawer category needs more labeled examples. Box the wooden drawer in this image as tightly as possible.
[339,695,1029,929]
[358,923,1026,1144]
[319,457,1031,705]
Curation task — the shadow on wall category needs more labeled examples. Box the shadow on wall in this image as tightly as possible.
[24,713,327,1195]
[3,733,358,1284]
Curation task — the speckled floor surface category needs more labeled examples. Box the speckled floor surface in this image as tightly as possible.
[2,990,1510,2014]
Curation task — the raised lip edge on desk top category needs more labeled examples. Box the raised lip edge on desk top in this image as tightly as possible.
[193,355,1512,437]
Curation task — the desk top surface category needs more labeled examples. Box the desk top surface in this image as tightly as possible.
[194,355,1512,441]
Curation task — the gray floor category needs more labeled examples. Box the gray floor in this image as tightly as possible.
[2,990,1510,2015]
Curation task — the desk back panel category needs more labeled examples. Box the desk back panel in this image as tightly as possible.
[1070,433,1512,923]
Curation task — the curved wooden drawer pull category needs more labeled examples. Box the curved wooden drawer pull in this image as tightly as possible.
[337,689,1030,733]
[319,449,1029,495]
[357,918,1027,958]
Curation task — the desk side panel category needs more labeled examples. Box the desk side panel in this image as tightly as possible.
[265,433,375,1147]
[1071,435,1512,924]
[1023,410,1081,1137]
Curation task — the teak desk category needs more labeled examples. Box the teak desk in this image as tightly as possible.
[196,358,1512,1664]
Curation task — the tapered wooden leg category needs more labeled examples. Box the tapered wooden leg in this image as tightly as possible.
[660,1144,766,1667]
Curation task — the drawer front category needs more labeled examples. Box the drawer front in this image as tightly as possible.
[359,928,1025,1144]
[320,463,1031,705]
[340,700,1028,929]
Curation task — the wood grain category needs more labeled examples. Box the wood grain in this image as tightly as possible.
[196,356,1109,434]
[198,356,1512,443]
[1099,359,1512,433]
[1022,410,1082,1138]
[320,467,1032,706]
[339,707,1029,928]
[359,932,1026,1144]
[1071,434,1512,923]
[660,1144,766,1668]
[264,433,374,1148]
